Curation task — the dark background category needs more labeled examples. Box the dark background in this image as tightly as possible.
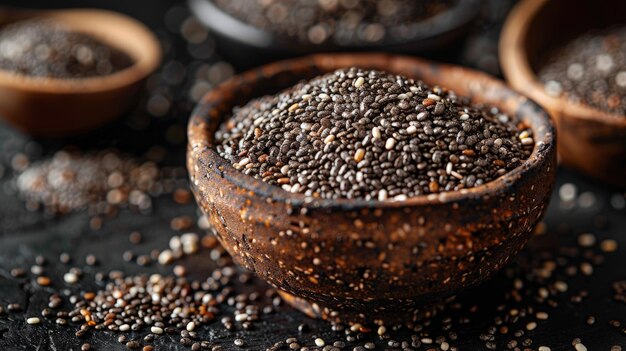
[0,0,624,350]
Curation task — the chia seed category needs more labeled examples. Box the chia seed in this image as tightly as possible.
[216,67,533,200]
[613,280,626,304]
[212,0,453,46]
[539,25,626,115]
[0,20,133,79]
[15,149,185,217]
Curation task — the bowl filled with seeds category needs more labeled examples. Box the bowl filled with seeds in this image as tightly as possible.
[0,8,161,137]
[500,0,626,187]
[187,53,556,323]
[188,0,480,68]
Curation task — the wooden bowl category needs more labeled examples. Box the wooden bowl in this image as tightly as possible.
[187,53,556,323]
[500,0,626,187]
[188,0,480,69]
[0,8,161,137]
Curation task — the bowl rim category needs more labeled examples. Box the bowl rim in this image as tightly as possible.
[499,0,626,125]
[188,0,481,51]
[188,53,555,209]
[0,7,162,94]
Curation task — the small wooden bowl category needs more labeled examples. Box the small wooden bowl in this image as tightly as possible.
[187,53,556,323]
[188,0,480,69]
[0,8,161,137]
[500,0,626,187]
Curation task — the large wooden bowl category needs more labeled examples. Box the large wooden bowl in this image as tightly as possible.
[500,0,626,187]
[187,53,556,323]
[0,8,161,137]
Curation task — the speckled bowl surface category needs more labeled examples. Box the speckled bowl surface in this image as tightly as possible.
[187,53,556,323]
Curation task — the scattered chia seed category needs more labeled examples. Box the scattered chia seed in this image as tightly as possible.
[314,337,325,347]
[15,149,187,217]
[601,239,619,253]
[539,25,626,115]
[63,272,79,284]
[129,231,143,245]
[10,267,26,278]
[36,276,51,286]
[574,342,588,351]
[26,317,41,325]
[7,303,21,312]
[217,67,533,200]
[126,340,141,349]
[578,233,596,247]
[613,280,626,304]
[7,224,278,351]
[85,255,98,266]
[0,20,133,79]
[212,0,453,46]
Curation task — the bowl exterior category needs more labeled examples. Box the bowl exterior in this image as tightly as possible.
[0,81,142,137]
[550,107,626,187]
[188,146,554,320]
[500,0,626,187]
[188,53,556,322]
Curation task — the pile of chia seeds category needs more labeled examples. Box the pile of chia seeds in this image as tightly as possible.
[539,25,626,115]
[211,0,453,45]
[216,67,533,200]
[15,149,187,217]
[0,20,133,78]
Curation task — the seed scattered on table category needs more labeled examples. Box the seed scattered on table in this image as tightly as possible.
[574,342,588,351]
[15,149,187,218]
[63,272,78,284]
[26,317,41,325]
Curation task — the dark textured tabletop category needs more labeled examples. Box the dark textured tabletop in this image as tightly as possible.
[0,1,625,350]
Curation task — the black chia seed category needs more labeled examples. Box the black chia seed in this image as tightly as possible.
[0,20,133,79]
[613,279,626,304]
[212,0,453,45]
[539,25,626,115]
[216,67,533,200]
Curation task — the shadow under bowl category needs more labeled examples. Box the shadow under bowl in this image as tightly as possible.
[187,53,556,324]
[500,0,626,187]
[0,8,161,137]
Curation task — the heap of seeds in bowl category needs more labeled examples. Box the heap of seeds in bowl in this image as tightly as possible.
[212,0,453,45]
[539,25,626,115]
[0,19,133,79]
[216,67,533,200]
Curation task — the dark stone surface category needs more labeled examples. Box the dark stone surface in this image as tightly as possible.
[0,0,624,350]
